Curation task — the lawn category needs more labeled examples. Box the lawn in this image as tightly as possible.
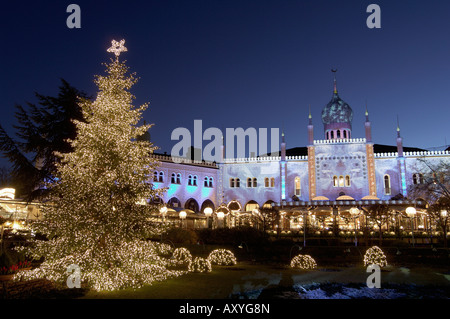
[83,262,450,299]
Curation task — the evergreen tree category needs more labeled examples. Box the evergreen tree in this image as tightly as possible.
[0,79,86,199]
[16,40,176,291]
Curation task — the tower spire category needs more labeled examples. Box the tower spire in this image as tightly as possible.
[332,69,338,94]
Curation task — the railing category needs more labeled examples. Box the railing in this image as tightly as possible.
[314,138,366,145]
[150,154,219,168]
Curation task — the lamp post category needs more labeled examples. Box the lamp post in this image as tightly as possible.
[406,207,416,247]
[179,210,187,229]
[217,211,225,228]
[441,209,448,244]
[349,207,360,246]
[160,206,168,223]
[204,207,213,228]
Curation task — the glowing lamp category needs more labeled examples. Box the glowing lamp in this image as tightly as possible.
[406,207,416,218]
[160,206,168,215]
[441,210,448,218]
[349,207,360,216]
[217,212,225,220]
[204,207,213,217]
[179,211,187,220]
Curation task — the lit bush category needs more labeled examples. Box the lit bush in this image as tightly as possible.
[290,254,317,270]
[172,248,192,266]
[207,249,237,266]
[188,257,212,273]
[364,246,387,267]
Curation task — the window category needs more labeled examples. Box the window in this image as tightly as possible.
[247,178,252,188]
[345,175,351,187]
[384,175,391,195]
[264,178,269,188]
[270,177,275,188]
[205,176,210,187]
[159,172,164,182]
[176,173,181,184]
[295,177,301,196]
[153,171,158,182]
[339,175,345,187]
[333,176,338,187]
[193,175,198,186]
[252,178,257,188]
[208,177,213,187]
[171,173,176,184]
[188,175,193,186]
[230,178,235,188]
[235,178,240,188]
[413,173,424,185]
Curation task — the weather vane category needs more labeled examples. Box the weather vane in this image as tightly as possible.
[107,39,128,58]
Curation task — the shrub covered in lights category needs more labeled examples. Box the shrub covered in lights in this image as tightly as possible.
[188,257,212,273]
[364,246,387,267]
[290,254,317,270]
[207,249,237,266]
[171,248,193,266]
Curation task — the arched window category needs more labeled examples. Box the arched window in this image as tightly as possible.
[339,175,345,187]
[209,177,213,187]
[331,131,334,139]
[384,175,391,195]
[159,171,164,182]
[252,178,257,188]
[153,171,159,182]
[205,176,209,187]
[337,130,341,138]
[235,178,240,188]
[230,178,235,188]
[171,173,176,184]
[193,175,198,186]
[176,173,181,184]
[264,177,269,188]
[419,173,424,184]
[295,177,301,196]
[412,174,418,185]
[333,176,338,187]
[188,175,193,186]
[270,177,275,188]
[345,175,351,187]
[247,178,252,188]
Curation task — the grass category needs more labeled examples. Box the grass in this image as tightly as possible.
[82,262,450,299]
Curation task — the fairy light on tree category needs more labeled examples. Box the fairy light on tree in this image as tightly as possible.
[207,249,237,266]
[14,39,177,291]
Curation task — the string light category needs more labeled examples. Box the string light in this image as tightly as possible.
[207,249,237,266]
[290,254,317,270]
[364,246,387,267]
[188,257,212,273]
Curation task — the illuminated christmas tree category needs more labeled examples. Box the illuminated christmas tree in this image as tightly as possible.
[15,40,180,291]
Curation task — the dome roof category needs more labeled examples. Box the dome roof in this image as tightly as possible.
[321,92,353,125]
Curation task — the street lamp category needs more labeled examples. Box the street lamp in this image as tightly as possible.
[179,210,187,229]
[349,207,360,246]
[441,210,448,242]
[160,206,168,223]
[204,207,213,228]
[217,211,225,228]
[406,207,416,247]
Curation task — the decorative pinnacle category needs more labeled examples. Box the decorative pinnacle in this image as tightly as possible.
[107,39,128,58]
[332,69,338,94]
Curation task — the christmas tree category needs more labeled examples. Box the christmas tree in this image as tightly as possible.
[16,40,180,291]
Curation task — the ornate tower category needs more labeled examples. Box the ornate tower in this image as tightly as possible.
[321,71,353,140]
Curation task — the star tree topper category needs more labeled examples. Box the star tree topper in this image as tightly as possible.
[107,39,128,59]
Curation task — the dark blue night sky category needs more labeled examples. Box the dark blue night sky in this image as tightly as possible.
[1,1,449,166]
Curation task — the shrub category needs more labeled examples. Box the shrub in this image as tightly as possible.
[290,254,317,270]
[207,249,237,266]
[188,257,212,273]
[172,248,192,266]
[364,246,387,267]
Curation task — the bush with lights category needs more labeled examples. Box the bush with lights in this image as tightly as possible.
[290,254,317,270]
[207,249,237,266]
[188,257,212,273]
[171,247,193,267]
[363,246,387,268]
